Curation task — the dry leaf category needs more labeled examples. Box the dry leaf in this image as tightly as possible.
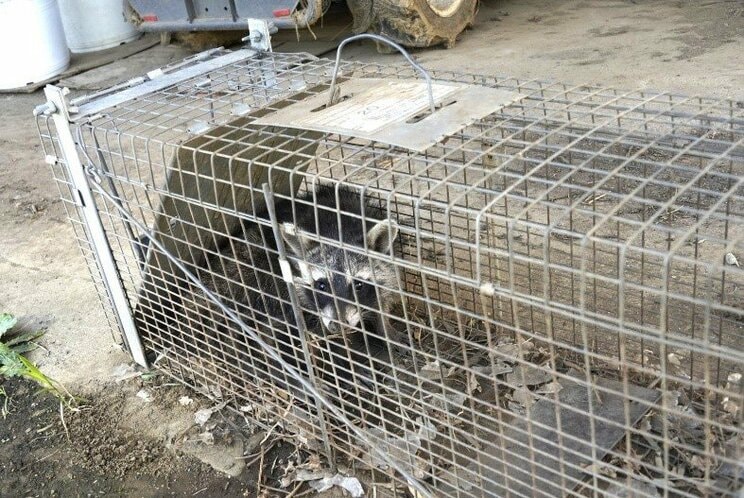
[421,360,443,380]
[307,474,364,497]
[507,364,553,387]
[136,389,153,403]
[605,477,660,497]
[194,400,228,426]
[662,390,681,408]
[495,341,534,359]
[430,392,467,412]
[726,372,742,392]
[508,401,526,416]
[197,430,215,445]
[722,398,739,415]
[512,387,536,409]
[362,419,436,475]
[472,362,513,377]
[304,453,322,471]
[667,352,683,367]
[467,372,481,395]
[583,462,617,478]
[439,464,476,492]
[206,384,223,400]
[194,408,213,426]
[689,455,709,472]
[536,381,563,394]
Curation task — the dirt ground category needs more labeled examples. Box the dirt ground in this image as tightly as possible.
[0,374,311,497]
[1,377,239,497]
[0,1,742,496]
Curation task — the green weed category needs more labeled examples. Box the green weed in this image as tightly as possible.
[0,313,75,408]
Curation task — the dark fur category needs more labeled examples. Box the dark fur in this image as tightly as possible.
[183,184,402,388]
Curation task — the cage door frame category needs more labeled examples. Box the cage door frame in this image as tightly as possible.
[44,85,148,367]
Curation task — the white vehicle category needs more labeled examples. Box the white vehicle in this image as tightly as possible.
[126,0,478,48]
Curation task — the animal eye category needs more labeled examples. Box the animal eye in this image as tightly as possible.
[314,279,328,292]
[354,281,364,291]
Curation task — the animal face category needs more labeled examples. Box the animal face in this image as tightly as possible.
[281,218,399,333]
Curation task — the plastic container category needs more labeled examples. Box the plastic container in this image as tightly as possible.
[0,0,70,90]
[58,0,140,53]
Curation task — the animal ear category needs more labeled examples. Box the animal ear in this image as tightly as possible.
[280,222,313,256]
[366,219,399,255]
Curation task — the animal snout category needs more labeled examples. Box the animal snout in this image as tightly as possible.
[320,304,362,332]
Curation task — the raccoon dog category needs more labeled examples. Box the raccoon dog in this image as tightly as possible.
[185,184,402,388]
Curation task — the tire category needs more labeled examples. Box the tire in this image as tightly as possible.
[347,0,478,48]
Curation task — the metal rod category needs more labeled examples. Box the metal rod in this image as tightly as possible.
[260,182,335,462]
[77,127,147,267]
[326,33,436,114]
[43,85,148,367]
[74,49,257,118]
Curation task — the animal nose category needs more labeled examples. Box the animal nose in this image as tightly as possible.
[320,304,361,331]
[344,306,361,328]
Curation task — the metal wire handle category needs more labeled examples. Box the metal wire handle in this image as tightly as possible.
[327,33,436,114]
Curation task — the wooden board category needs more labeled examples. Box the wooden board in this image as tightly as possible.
[273,40,341,56]
[132,112,321,359]
[435,374,661,497]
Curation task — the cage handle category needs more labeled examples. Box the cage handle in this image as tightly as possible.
[327,33,436,114]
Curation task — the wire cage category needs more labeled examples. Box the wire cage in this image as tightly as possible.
[36,44,743,497]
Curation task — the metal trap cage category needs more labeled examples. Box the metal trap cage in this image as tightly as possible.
[36,37,743,497]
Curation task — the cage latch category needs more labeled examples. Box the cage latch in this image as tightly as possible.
[242,19,276,52]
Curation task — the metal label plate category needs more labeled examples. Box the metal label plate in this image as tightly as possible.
[253,78,523,152]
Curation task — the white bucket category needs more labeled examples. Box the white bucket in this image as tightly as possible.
[0,0,70,90]
[58,0,140,53]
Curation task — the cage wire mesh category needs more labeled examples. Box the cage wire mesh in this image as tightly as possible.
[36,48,743,497]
